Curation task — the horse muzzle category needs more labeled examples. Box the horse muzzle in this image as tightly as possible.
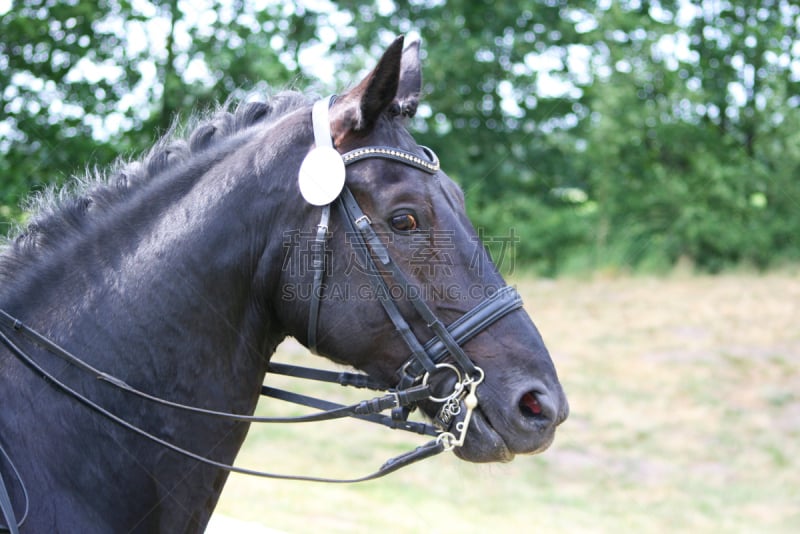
[453,379,569,463]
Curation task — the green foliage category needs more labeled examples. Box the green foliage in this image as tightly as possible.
[577,1,800,272]
[0,0,302,225]
[2,0,799,274]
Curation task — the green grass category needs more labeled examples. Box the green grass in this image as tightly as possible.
[214,273,800,533]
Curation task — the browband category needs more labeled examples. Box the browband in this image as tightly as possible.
[342,146,440,174]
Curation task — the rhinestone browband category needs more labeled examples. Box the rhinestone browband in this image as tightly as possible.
[341,146,440,174]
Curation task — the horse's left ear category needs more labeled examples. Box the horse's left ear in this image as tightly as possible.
[332,36,404,139]
[396,38,421,118]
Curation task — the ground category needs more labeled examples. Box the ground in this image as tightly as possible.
[211,272,800,533]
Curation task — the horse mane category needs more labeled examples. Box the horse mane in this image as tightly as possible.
[0,90,313,280]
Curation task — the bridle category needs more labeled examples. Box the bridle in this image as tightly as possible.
[299,95,524,447]
[0,96,524,531]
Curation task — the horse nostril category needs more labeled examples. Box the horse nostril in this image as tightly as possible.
[518,391,545,419]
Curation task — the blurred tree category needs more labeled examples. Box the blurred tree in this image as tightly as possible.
[0,0,141,225]
[2,0,799,273]
[0,0,305,226]
[580,0,800,271]
[333,0,599,274]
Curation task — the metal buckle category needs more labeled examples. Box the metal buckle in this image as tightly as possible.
[421,363,464,403]
[354,214,371,226]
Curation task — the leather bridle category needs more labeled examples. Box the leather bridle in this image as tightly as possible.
[0,97,526,530]
[297,95,524,445]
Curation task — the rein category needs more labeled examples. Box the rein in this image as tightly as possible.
[0,318,441,485]
[0,96,525,527]
[0,282,522,481]
[0,442,26,534]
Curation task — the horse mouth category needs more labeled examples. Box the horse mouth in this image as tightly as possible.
[426,371,560,462]
[449,389,559,463]
[452,408,514,463]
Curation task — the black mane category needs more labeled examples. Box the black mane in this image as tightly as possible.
[0,90,312,279]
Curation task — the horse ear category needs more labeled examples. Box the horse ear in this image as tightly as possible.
[396,39,421,118]
[333,36,404,137]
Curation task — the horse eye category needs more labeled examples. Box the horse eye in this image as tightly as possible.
[390,213,418,232]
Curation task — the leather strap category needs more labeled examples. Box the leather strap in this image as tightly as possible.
[307,204,330,353]
[312,96,336,148]
[267,361,386,390]
[0,470,19,534]
[0,435,28,533]
[339,187,479,379]
[337,190,437,375]
[0,313,426,427]
[0,325,441,484]
[342,145,440,174]
[305,95,337,352]
[404,286,523,381]
[260,386,437,436]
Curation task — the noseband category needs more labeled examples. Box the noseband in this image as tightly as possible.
[299,96,524,449]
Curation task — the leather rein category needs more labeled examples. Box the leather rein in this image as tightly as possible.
[0,97,523,531]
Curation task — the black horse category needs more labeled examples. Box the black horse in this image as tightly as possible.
[0,37,567,532]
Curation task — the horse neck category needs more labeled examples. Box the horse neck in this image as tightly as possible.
[0,109,319,531]
[7,117,311,410]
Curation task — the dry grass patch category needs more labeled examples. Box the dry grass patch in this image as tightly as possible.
[214,273,800,533]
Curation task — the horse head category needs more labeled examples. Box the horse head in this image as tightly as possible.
[277,37,568,462]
